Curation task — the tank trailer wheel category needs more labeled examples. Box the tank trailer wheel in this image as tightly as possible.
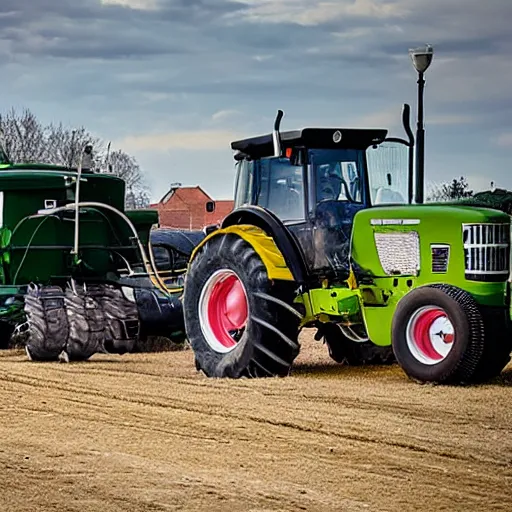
[100,285,139,355]
[62,282,107,361]
[24,282,140,362]
[24,284,70,361]
[320,323,395,366]
[391,284,487,384]
[183,233,302,378]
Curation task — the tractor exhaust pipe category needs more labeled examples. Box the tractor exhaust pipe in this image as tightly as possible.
[401,104,415,204]
[273,109,284,157]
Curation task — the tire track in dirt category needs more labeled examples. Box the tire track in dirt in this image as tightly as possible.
[2,364,511,470]
[1,333,512,512]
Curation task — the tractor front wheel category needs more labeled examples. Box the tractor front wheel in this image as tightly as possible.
[183,233,302,378]
[392,284,486,384]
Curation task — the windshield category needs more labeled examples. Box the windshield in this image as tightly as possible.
[256,157,305,222]
[366,141,409,205]
[234,159,254,208]
[309,149,364,204]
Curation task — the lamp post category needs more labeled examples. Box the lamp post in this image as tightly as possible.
[409,43,434,204]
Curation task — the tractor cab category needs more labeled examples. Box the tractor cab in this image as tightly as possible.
[230,107,414,283]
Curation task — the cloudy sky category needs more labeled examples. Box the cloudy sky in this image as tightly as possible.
[0,0,511,202]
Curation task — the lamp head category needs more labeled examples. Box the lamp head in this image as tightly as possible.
[409,43,434,73]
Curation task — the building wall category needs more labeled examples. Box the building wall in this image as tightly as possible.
[151,187,234,230]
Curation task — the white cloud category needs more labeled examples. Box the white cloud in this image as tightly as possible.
[101,0,160,10]
[429,114,475,125]
[348,107,474,131]
[236,0,406,25]
[496,133,512,147]
[465,174,498,193]
[351,106,403,129]
[114,130,243,151]
[211,109,241,122]
[253,54,274,62]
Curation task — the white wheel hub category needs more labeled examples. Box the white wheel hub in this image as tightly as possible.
[405,306,455,365]
[198,269,249,354]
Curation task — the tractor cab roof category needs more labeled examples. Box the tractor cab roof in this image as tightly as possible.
[231,128,388,160]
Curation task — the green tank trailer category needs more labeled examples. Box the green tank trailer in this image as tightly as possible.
[0,144,188,360]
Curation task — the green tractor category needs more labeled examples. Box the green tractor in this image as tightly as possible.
[182,106,512,385]
[0,143,187,360]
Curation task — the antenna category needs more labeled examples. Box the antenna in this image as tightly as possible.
[69,130,76,169]
[105,141,112,173]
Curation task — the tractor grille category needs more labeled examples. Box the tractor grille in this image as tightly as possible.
[462,223,510,281]
[374,231,420,276]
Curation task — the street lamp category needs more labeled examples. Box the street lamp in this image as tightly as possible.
[409,43,434,204]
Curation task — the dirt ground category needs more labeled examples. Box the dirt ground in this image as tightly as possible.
[1,330,511,512]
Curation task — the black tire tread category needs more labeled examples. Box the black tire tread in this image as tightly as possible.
[100,285,139,355]
[184,233,301,378]
[24,284,69,361]
[471,307,512,382]
[64,283,106,361]
[392,284,485,384]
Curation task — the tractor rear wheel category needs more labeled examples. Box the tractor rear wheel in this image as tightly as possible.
[391,284,486,384]
[183,233,302,378]
[321,323,395,365]
[470,307,512,383]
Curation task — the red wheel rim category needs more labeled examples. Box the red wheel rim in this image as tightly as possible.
[406,306,455,365]
[199,270,249,353]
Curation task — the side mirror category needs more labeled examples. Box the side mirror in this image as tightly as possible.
[206,200,215,213]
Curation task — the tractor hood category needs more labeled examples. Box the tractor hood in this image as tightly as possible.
[360,203,510,226]
[351,203,510,307]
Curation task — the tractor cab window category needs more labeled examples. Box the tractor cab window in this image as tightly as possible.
[310,149,364,205]
[366,141,409,205]
[234,159,254,208]
[256,157,305,222]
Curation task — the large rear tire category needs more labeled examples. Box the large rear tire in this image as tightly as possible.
[183,233,302,378]
[470,306,512,383]
[391,284,486,384]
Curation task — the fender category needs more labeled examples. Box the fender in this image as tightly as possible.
[220,206,309,284]
[189,223,295,282]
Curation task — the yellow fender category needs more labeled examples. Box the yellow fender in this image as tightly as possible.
[189,224,294,281]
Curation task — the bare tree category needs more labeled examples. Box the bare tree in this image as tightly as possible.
[0,107,149,208]
[103,149,151,208]
[427,177,473,202]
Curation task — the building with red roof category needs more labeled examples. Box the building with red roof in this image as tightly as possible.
[150,184,234,230]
